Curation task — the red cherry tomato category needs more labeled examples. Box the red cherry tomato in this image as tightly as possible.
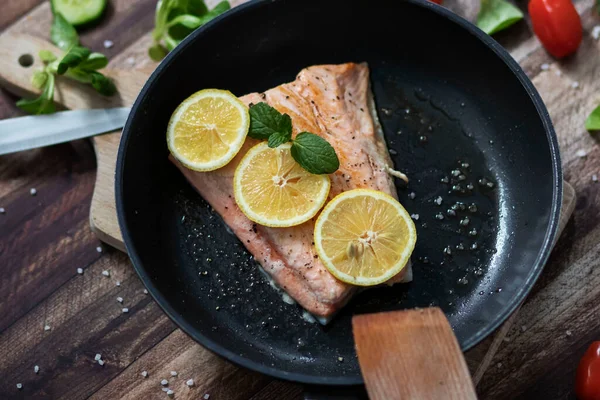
[528,0,582,58]
[576,342,600,400]
[429,0,443,4]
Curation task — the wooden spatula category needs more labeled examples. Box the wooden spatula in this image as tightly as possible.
[353,307,477,400]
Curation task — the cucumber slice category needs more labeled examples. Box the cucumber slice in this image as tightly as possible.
[51,0,107,26]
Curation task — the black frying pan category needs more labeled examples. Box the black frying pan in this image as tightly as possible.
[116,0,562,391]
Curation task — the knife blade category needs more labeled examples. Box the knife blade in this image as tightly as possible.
[0,107,131,156]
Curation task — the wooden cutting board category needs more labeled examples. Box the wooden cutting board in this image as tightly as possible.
[0,0,578,393]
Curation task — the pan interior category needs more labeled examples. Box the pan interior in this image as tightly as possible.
[118,0,559,384]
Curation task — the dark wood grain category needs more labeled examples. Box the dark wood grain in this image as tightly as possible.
[0,0,45,31]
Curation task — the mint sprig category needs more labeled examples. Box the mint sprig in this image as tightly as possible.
[149,0,231,61]
[17,11,116,115]
[249,102,340,174]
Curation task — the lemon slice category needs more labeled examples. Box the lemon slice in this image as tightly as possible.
[314,189,416,286]
[167,89,249,171]
[233,142,331,227]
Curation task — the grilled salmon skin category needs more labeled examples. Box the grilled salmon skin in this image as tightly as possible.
[171,63,411,322]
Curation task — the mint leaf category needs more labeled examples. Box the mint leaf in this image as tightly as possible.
[268,131,291,148]
[291,132,339,174]
[39,50,57,63]
[78,53,108,71]
[249,102,293,140]
[57,46,91,74]
[586,105,600,131]
[90,72,117,96]
[17,73,56,115]
[477,0,523,35]
[50,12,79,51]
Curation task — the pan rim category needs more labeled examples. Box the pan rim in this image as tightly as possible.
[116,0,563,386]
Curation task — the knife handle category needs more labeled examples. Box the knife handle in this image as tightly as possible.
[0,33,151,109]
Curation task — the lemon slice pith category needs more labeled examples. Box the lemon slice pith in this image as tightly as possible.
[167,89,249,171]
[314,189,417,286]
[234,142,331,227]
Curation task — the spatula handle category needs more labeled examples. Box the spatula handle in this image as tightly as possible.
[353,307,477,400]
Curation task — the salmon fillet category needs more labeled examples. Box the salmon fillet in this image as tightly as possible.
[172,63,411,322]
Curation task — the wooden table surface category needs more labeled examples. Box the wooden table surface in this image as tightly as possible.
[1,0,599,399]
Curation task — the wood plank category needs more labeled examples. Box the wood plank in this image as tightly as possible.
[475,2,600,398]
[0,0,45,31]
[0,250,176,399]
[89,329,270,400]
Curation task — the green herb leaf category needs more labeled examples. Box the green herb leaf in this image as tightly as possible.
[31,71,49,90]
[164,34,180,51]
[17,73,56,115]
[57,46,91,74]
[150,0,230,61]
[249,102,293,140]
[291,132,340,174]
[268,131,292,148]
[50,12,79,51]
[64,68,93,84]
[209,1,230,15]
[39,50,57,63]
[586,105,600,131]
[477,0,523,35]
[90,72,117,96]
[78,53,109,71]
[149,43,169,61]
[166,14,202,29]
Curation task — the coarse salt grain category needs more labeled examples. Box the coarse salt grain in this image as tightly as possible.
[77,268,83,274]
[117,297,123,303]
[143,289,149,294]
[34,365,39,374]
[95,354,102,361]
[141,371,148,377]
[102,270,110,277]
[434,196,443,206]
[116,281,121,287]
[571,81,580,89]
[122,308,129,313]
[162,387,169,392]
[411,214,420,221]
[0,207,5,213]
[540,63,549,71]
[98,359,105,366]
[161,379,169,386]
[170,371,177,377]
[44,325,51,331]
[96,246,103,253]
[204,394,210,400]
[103,40,114,48]
[16,383,22,389]
[167,389,174,397]
[186,379,194,387]
[566,330,572,336]
[593,174,598,182]
[576,149,587,158]
[30,188,37,196]
[593,25,600,40]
